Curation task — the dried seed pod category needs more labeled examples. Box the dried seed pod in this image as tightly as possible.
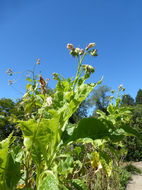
[39,74,46,94]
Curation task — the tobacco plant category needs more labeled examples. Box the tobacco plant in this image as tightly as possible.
[0,43,139,190]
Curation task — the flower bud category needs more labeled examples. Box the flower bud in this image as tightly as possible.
[82,64,95,74]
[111,90,115,94]
[119,84,123,89]
[85,42,95,50]
[6,68,13,76]
[45,78,50,83]
[70,50,77,58]
[75,47,80,54]
[122,88,125,92]
[36,58,40,65]
[8,80,13,85]
[52,72,59,80]
[91,49,97,56]
[79,49,84,55]
[67,43,74,50]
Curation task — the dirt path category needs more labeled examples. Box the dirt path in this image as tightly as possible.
[126,162,142,190]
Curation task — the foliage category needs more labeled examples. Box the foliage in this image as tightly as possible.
[136,89,142,104]
[0,43,140,189]
[119,167,131,190]
[122,98,142,161]
[124,163,142,174]
[0,98,24,140]
[121,94,135,107]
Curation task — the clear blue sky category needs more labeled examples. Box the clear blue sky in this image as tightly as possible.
[0,0,142,101]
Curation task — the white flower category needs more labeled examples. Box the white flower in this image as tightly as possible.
[119,84,123,89]
[47,97,53,106]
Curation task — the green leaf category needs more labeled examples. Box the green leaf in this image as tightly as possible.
[10,145,24,163]
[19,119,50,167]
[19,116,60,168]
[72,179,89,190]
[99,150,112,177]
[58,156,74,178]
[58,184,69,190]
[14,188,33,190]
[5,153,21,189]
[35,95,44,107]
[26,78,32,83]
[0,134,12,190]
[24,102,33,113]
[74,81,100,103]
[37,171,59,190]
[70,118,110,141]
[19,119,52,149]
[107,104,114,114]
[26,83,32,90]
[119,124,140,138]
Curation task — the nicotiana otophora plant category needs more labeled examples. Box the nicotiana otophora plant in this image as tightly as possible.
[1,43,139,190]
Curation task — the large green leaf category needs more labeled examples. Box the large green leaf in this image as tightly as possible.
[74,77,103,103]
[19,117,60,149]
[5,153,21,189]
[0,134,12,190]
[19,116,60,168]
[37,170,59,190]
[70,118,110,141]
[119,124,140,138]
[54,77,103,130]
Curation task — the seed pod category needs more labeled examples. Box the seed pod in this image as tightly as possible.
[67,43,74,50]
[39,74,46,94]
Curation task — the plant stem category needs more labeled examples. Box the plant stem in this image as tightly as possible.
[25,96,46,187]
[72,52,86,92]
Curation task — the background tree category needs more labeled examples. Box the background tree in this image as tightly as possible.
[87,85,111,116]
[121,94,135,107]
[136,89,142,104]
[0,98,24,140]
[122,91,142,161]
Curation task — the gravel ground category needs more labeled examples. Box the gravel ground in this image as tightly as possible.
[126,162,142,190]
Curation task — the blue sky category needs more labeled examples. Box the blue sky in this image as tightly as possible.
[0,0,142,101]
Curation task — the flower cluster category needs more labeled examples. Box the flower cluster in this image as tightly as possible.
[52,72,60,80]
[8,80,13,85]
[119,84,125,91]
[67,42,97,58]
[6,68,13,76]
[67,44,84,58]
[8,80,16,85]
[82,64,95,74]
